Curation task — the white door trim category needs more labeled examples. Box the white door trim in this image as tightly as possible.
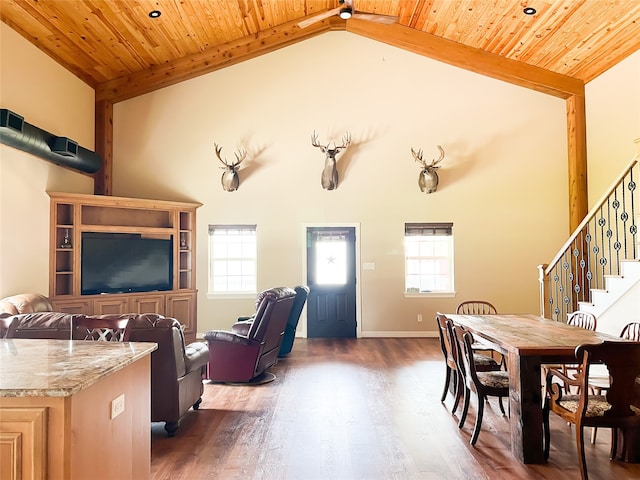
[300,222,362,339]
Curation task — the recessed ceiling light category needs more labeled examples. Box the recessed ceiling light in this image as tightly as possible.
[149,10,161,18]
[523,7,537,15]
[339,7,353,20]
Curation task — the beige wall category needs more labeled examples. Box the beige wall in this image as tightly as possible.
[113,32,569,335]
[0,24,94,296]
[586,49,640,203]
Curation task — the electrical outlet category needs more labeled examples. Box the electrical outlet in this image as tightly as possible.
[417,314,423,322]
[111,394,125,419]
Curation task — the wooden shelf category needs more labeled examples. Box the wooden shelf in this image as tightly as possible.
[75,225,175,235]
[48,192,202,342]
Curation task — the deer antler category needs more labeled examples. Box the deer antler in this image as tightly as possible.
[335,132,351,152]
[232,149,247,168]
[311,131,327,152]
[411,148,426,167]
[214,143,228,167]
[432,145,445,167]
[214,143,246,169]
[311,131,351,153]
[412,146,444,167]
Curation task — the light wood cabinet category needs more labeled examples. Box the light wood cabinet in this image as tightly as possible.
[131,294,165,315]
[166,292,197,339]
[48,192,201,340]
[51,298,92,314]
[94,296,130,315]
[0,345,153,480]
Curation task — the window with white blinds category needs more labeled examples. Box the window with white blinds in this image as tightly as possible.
[208,225,257,294]
[404,222,454,294]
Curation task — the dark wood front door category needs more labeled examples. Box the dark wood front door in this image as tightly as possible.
[306,227,357,338]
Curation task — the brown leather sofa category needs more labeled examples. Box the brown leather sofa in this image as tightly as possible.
[127,314,209,436]
[1,294,208,436]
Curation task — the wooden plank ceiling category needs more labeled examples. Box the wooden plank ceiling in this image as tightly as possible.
[1,0,639,103]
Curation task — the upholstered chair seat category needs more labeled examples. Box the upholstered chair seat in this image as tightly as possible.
[476,370,510,389]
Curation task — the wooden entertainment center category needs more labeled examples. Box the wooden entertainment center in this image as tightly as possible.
[48,192,201,342]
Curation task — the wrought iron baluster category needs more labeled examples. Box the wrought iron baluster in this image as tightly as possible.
[628,168,637,260]
[613,188,622,274]
[539,158,638,319]
[607,197,614,276]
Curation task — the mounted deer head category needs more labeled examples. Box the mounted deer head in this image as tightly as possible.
[411,145,445,193]
[311,131,351,190]
[214,143,247,192]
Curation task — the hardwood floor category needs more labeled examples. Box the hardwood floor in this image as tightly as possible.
[151,338,640,479]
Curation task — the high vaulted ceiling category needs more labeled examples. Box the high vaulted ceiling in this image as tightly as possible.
[1,0,639,103]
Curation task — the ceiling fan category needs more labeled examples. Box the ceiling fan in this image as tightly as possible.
[297,0,399,29]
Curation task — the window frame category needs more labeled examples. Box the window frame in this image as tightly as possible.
[403,222,455,298]
[207,224,257,297]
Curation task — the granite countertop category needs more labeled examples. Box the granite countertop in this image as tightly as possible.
[0,339,157,398]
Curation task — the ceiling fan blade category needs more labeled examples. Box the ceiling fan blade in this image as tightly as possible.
[352,12,399,24]
[297,7,342,29]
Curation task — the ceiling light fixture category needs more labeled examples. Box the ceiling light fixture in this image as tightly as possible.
[339,7,353,20]
[523,7,537,15]
[149,10,161,18]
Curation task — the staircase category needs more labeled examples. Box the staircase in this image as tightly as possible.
[538,155,639,330]
[578,258,640,336]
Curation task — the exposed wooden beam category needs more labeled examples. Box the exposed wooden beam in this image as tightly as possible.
[346,20,584,99]
[94,100,113,196]
[95,18,343,104]
[566,94,588,231]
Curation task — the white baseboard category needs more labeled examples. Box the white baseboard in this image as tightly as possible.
[290,331,439,339]
[360,331,439,338]
[206,331,442,340]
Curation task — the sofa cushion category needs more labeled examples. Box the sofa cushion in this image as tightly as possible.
[184,342,209,371]
[0,293,53,316]
[11,312,78,339]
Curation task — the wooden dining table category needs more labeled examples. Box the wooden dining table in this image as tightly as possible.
[445,313,625,464]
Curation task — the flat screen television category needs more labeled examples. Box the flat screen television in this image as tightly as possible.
[81,233,173,295]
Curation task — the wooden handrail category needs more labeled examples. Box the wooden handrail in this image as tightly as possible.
[544,156,638,276]
[539,154,639,320]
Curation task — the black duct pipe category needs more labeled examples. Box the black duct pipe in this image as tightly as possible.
[0,108,102,174]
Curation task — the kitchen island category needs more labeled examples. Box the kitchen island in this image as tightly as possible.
[0,339,157,480]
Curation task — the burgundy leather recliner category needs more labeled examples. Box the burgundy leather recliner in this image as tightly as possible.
[232,285,309,357]
[204,287,296,384]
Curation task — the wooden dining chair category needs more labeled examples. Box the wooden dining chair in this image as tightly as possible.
[588,321,640,444]
[435,315,500,415]
[555,311,598,392]
[620,322,640,341]
[567,311,597,330]
[456,300,497,315]
[452,324,509,445]
[456,300,504,367]
[436,314,461,409]
[71,316,130,342]
[543,340,640,480]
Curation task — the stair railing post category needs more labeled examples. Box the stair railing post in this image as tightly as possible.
[538,264,550,319]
